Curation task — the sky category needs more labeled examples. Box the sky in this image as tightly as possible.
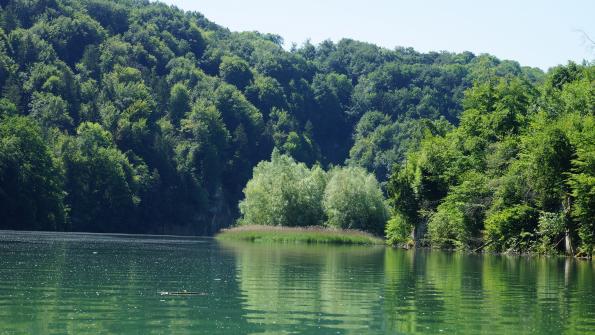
[161,0,594,71]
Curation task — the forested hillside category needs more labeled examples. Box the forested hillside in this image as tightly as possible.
[386,64,594,256]
[0,0,579,237]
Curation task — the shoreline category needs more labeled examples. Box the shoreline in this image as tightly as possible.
[0,229,589,259]
[215,225,384,245]
[216,227,592,259]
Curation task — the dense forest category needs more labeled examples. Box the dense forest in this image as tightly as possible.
[385,63,594,256]
[0,0,592,255]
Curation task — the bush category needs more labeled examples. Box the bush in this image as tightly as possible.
[323,166,388,236]
[485,204,539,252]
[427,207,465,249]
[385,212,413,247]
[427,172,490,249]
[536,211,566,254]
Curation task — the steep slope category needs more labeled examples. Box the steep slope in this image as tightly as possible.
[0,0,543,234]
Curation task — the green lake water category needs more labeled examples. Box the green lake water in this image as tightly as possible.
[0,231,593,334]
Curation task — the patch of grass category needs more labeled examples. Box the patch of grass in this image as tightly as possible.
[215,225,384,245]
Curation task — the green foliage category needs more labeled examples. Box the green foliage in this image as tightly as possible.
[238,152,387,235]
[385,62,593,256]
[410,135,463,203]
[219,55,253,90]
[7,28,57,67]
[522,122,573,211]
[0,98,17,117]
[536,211,566,254]
[238,151,327,227]
[0,116,66,231]
[58,122,140,232]
[485,205,539,252]
[568,171,595,256]
[385,212,413,247]
[244,75,286,116]
[323,166,388,235]
[386,168,419,224]
[349,61,472,122]
[427,172,490,249]
[30,14,107,65]
[0,28,16,90]
[269,108,319,164]
[168,82,190,126]
[217,225,383,245]
[177,104,230,195]
[28,92,72,132]
[85,0,130,35]
[567,115,595,255]
[349,114,453,180]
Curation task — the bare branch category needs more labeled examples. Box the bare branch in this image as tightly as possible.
[574,29,595,54]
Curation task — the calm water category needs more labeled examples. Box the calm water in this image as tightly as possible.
[0,231,593,334]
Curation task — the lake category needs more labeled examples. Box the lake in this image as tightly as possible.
[0,231,593,334]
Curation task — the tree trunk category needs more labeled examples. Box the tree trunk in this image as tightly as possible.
[414,219,427,246]
[565,229,573,256]
[563,196,574,256]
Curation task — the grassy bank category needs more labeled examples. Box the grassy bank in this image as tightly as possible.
[215,225,384,245]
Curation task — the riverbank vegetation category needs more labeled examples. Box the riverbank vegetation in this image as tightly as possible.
[385,63,594,257]
[237,151,388,235]
[216,225,383,245]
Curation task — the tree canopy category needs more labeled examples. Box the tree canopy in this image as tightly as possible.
[238,151,388,235]
[385,63,594,256]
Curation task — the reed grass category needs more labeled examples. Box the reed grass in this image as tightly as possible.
[215,225,383,245]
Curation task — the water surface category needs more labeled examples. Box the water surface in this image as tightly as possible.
[0,231,593,334]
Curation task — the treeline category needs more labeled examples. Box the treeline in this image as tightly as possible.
[386,63,594,256]
[0,0,543,234]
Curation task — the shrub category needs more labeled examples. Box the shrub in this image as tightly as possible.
[385,212,414,247]
[427,172,490,249]
[485,204,539,252]
[323,166,388,236]
[536,211,566,254]
[427,206,466,249]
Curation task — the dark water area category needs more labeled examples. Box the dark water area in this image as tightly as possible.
[0,231,593,334]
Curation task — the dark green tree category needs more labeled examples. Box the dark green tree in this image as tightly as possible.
[168,83,191,126]
[0,116,66,231]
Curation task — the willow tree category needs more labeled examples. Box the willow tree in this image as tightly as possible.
[238,150,327,227]
[323,166,388,235]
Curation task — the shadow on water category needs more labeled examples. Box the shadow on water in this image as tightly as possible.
[0,231,592,334]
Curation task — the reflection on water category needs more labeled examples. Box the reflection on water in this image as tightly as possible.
[219,241,386,334]
[0,231,254,334]
[382,251,595,334]
[0,231,593,334]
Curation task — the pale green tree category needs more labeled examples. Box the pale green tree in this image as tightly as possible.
[323,166,388,235]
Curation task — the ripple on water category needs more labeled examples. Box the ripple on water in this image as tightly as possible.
[0,231,593,334]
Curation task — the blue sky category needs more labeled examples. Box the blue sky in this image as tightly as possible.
[161,0,594,70]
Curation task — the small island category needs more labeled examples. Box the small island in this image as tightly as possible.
[216,151,389,245]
